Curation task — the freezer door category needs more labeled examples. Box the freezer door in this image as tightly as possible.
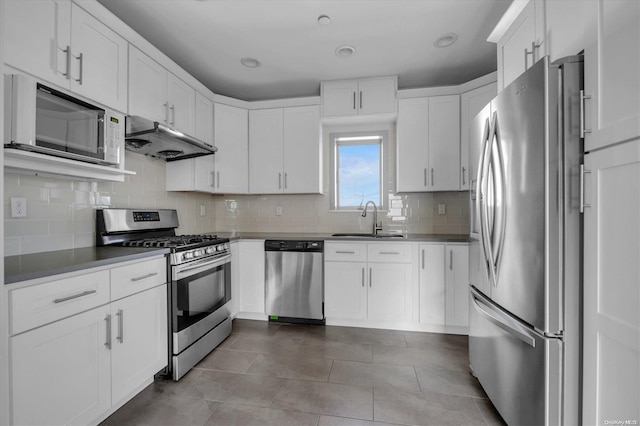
[469,286,562,426]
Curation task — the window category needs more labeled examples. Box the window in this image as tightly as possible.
[330,131,388,211]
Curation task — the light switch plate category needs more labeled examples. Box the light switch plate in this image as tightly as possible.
[438,204,446,215]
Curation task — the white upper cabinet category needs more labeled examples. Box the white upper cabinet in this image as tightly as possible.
[282,106,322,194]
[494,0,545,91]
[397,95,461,192]
[583,0,640,151]
[129,45,196,135]
[3,0,127,112]
[322,76,397,117]
[195,92,215,145]
[69,4,127,112]
[249,108,285,194]
[214,103,249,194]
[249,105,321,194]
[460,83,497,190]
[3,0,71,88]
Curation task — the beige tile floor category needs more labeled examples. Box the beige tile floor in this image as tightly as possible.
[102,319,506,426]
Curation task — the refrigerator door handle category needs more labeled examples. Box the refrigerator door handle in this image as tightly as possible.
[490,111,507,278]
[480,116,498,287]
[470,287,536,348]
[477,117,494,285]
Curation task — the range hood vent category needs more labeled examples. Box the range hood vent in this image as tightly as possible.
[124,116,217,161]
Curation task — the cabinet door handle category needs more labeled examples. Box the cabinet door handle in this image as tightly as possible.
[580,164,592,213]
[278,172,282,189]
[163,103,169,124]
[210,171,215,187]
[131,272,158,282]
[105,314,112,350]
[360,91,363,109]
[524,41,541,69]
[580,90,592,138]
[73,52,83,84]
[369,268,372,287]
[53,289,96,304]
[170,105,176,126]
[424,168,427,187]
[284,172,288,189]
[431,168,435,186]
[62,46,72,79]
[379,251,400,255]
[361,267,365,287]
[421,249,425,269]
[353,92,356,110]
[217,171,220,188]
[462,167,466,185]
[449,250,453,271]
[116,309,124,343]
[336,250,355,254]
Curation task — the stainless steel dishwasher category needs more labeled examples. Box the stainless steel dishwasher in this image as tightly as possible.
[264,240,324,324]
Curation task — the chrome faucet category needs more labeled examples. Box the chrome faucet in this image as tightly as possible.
[361,200,383,235]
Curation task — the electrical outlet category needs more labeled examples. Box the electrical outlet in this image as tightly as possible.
[200,205,206,216]
[11,197,27,218]
[438,204,446,215]
[275,206,282,216]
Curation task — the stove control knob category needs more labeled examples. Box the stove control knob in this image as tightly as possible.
[205,247,215,255]
[194,249,204,257]
[183,252,194,260]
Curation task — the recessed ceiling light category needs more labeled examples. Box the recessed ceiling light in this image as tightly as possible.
[335,45,356,58]
[433,33,458,48]
[318,15,331,25]
[240,57,261,68]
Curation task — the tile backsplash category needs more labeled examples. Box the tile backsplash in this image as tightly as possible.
[4,136,469,256]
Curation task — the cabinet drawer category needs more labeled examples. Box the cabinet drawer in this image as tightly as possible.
[10,270,110,335]
[367,243,412,263]
[324,243,367,262]
[111,257,167,301]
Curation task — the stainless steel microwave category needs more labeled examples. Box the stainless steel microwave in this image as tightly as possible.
[4,74,124,166]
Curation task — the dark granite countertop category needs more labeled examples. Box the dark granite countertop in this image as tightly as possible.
[214,232,470,243]
[5,246,170,285]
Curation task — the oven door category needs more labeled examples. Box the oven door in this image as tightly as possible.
[171,253,231,354]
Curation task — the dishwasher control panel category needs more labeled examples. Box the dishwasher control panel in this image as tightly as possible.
[264,240,324,252]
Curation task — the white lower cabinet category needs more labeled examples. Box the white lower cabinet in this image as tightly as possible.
[8,256,168,425]
[11,305,111,426]
[419,244,445,325]
[237,240,266,315]
[418,243,469,328]
[110,285,167,405]
[324,242,413,323]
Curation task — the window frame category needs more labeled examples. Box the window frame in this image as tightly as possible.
[329,130,389,212]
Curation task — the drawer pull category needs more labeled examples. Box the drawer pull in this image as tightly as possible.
[53,290,96,304]
[379,251,400,255]
[335,250,356,254]
[131,272,158,282]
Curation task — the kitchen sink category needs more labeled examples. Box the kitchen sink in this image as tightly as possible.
[331,233,405,239]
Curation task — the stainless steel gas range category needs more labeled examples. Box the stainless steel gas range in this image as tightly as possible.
[96,208,231,380]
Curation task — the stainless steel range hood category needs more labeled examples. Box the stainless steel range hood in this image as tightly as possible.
[124,116,217,161]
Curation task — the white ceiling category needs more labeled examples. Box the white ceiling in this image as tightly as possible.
[97,0,512,101]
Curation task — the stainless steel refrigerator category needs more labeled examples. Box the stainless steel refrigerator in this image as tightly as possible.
[468,55,583,426]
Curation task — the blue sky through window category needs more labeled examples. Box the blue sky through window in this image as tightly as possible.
[337,142,381,208]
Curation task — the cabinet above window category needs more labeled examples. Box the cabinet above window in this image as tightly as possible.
[321,76,397,118]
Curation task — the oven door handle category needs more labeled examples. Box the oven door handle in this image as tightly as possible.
[175,253,231,277]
